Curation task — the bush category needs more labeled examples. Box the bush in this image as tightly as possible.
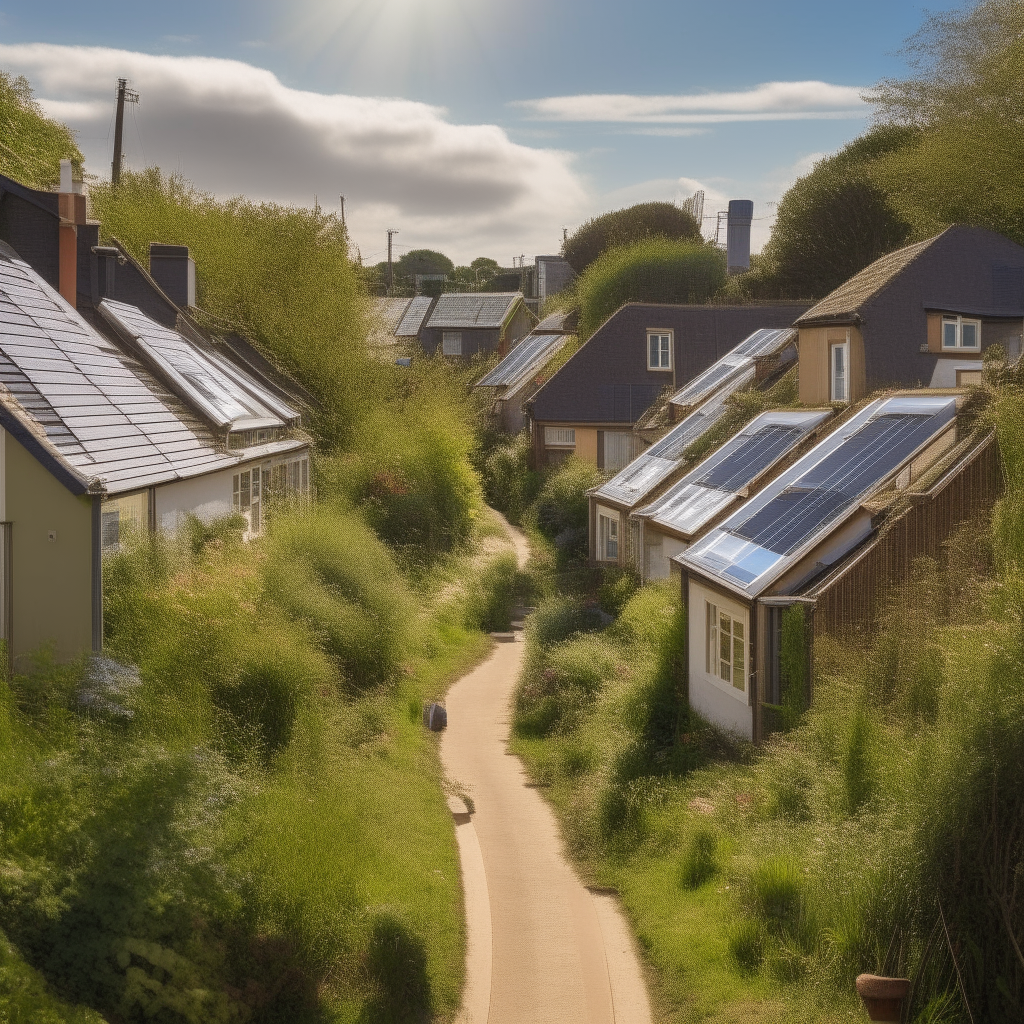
[563,201,701,275]
[533,457,601,562]
[463,553,520,633]
[481,432,539,526]
[678,828,719,889]
[598,567,640,616]
[576,238,727,341]
[728,919,766,974]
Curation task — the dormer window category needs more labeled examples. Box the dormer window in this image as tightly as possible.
[648,331,672,370]
[942,315,981,351]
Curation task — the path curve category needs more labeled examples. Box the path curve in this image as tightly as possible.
[441,519,652,1024]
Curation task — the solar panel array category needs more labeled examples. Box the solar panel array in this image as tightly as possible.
[678,396,957,596]
[591,367,749,508]
[395,295,434,337]
[669,327,796,409]
[99,300,295,431]
[476,333,567,389]
[427,293,520,329]
[637,411,829,537]
[0,245,239,492]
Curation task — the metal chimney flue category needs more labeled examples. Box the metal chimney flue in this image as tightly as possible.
[726,199,753,275]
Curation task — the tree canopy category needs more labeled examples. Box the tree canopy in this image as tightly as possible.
[0,69,82,190]
[576,238,726,340]
[562,202,702,275]
[396,248,455,278]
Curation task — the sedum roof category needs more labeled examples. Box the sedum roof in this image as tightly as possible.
[796,233,944,325]
[426,292,522,329]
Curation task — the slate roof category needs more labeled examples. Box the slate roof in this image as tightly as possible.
[426,292,521,329]
[0,241,304,496]
[796,233,944,325]
[395,295,435,337]
[535,310,570,333]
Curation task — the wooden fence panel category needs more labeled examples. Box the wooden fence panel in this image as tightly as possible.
[810,433,1003,638]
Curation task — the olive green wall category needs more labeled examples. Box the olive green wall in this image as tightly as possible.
[5,430,94,665]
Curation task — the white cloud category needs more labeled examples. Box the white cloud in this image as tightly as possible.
[515,81,871,123]
[0,43,588,263]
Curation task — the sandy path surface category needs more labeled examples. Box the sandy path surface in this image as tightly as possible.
[440,519,652,1024]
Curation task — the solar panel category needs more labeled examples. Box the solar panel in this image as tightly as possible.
[99,300,289,430]
[732,414,937,555]
[476,333,565,388]
[694,425,802,491]
[677,396,957,596]
[395,296,434,337]
[734,327,796,358]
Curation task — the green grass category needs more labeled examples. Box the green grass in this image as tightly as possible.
[0,503,517,1024]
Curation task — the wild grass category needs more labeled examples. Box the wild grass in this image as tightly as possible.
[0,501,521,1024]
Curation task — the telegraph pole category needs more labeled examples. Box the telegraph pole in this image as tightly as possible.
[518,253,526,293]
[339,195,346,228]
[111,78,140,185]
[387,228,399,295]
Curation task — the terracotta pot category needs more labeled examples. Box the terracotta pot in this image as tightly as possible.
[855,974,910,1022]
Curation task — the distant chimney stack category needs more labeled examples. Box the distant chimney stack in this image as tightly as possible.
[57,160,86,307]
[726,199,753,276]
[149,243,196,308]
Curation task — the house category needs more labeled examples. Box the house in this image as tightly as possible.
[630,409,831,580]
[474,331,571,433]
[795,225,1024,405]
[418,292,533,358]
[674,393,969,742]
[369,296,418,351]
[585,328,802,568]
[527,302,809,471]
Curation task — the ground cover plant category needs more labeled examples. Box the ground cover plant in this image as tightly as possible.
[510,386,1024,1022]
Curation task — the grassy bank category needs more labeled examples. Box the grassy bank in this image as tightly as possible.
[0,505,521,1023]
[510,395,1024,1022]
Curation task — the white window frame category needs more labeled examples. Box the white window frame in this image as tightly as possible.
[705,600,746,692]
[597,506,619,562]
[442,330,463,356]
[941,315,981,352]
[830,339,849,403]
[647,330,673,371]
[544,426,576,448]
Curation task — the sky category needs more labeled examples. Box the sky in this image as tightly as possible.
[0,0,961,265]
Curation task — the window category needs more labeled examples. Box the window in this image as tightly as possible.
[602,431,639,473]
[442,331,463,356]
[232,470,251,510]
[705,601,746,691]
[942,315,981,351]
[648,331,672,370]
[598,509,619,561]
[830,341,848,403]
[101,510,120,552]
[544,426,576,447]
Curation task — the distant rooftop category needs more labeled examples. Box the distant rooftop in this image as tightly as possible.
[475,333,568,390]
[395,295,435,337]
[426,292,522,330]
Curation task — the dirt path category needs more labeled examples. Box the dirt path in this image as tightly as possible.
[440,520,652,1024]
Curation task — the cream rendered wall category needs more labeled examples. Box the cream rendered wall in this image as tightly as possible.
[575,428,598,465]
[687,579,753,740]
[644,529,688,581]
[4,429,94,665]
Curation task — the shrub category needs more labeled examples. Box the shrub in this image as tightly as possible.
[481,432,539,526]
[463,553,520,633]
[727,919,766,974]
[562,201,701,275]
[598,567,640,616]
[264,508,414,688]
[749,857,804,934]
[533,457,601,562]
[576,239,727,340]
[841,710,875,814]
[678,828,719,888]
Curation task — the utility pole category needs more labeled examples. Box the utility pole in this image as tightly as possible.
[563,227,568,244]
[111,78,140,185]
[339,195,346,228]
[387,228,399,295]
[518,253,526,294]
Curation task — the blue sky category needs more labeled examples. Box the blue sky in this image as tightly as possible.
[0,0,959,263]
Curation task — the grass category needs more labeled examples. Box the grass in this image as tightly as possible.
[0,503,521,1024]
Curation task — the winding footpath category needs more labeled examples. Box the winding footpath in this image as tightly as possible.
[440,520,652,1024]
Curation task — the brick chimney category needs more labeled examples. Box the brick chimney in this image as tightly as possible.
[57,159,87,307]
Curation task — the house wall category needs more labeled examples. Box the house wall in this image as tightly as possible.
[926,311,1024,361]
[687,577,753,740]
[858,227,1024,390]
[420,326,501,357]
[4,430,94,665]
[797,325,866,405]
[642,526,688,580]
[501,304,535,353]
[154,447,310,533]
[530,302,809,426]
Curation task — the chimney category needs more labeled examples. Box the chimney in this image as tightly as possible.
[726,199,753,276]
[149,243,196,308]
[57,159,87,307]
